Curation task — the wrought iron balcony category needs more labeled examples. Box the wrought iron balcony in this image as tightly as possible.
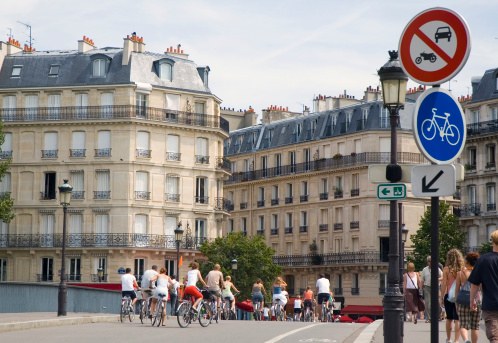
[285,227,293,234]
[453,206,461,217]
[319,192,328,200]
[216,157,231,172]
[334,190,343,199]
[42,150,58,158]
[0,105,229,133]
[459,203,481,217]
[319,224,328,232]
[91,274,109,282]
[215,198,233,212]
[489,203,497,211]
[195,155,210,164]
[37,274,54,282]
[225,152,428,184]
[135,191,150,200]
[95,148,111,157]
[1,233,208,250]
[453,192,460,200]
[467,119,498,137]
[70,149,85,157]
[165,193,180,202]
[285,197,293,204]
[350,221,360,229]
[257,230,265,236]
[486,162,496,170]
[272,251,385,267]
[271,228,279,235]
[378,220,390,228]
[166,152,181,161]
[67,274,82,282]
[71,191,84,200]
[351,189,360,197]
[0,151,12,159]
[195,196,209,204]
[94,191,111,199]
[241,231,247,236]
[240,202,247,209]
[136,149,151,158]
[300,195,308,203]
[334,223,343,230]
[334,288,343,295]
[257,200,265,207]
[379,287,386,295]
[40,191,56,200]
[299,225,308,233]
[271,198,279,206]
[351,287,360,295]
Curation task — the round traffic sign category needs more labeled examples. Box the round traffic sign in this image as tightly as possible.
[413,88,466,164]
[399,7,471,85]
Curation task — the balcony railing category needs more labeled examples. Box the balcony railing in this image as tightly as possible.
[42,150,58,158]
[285,227,293,234]
[486,162,496,170]
[273,251,385,267]
[37,274,54,282]
[299,225,308,233]
[166,152,181,161]
[40,191,57,200]
[379,287,386,295]
[458,203,481,217]
[257,200,265,207]
[91,274,109,282]
[165,193,180,202]
[319,192,328,200]
[257,230,265,236]
[195,196,209,204]
[0,151,12,159]
[70,149,85,157]
[1,233,208,250]
[334,223,343,230]
[216,157,231,172]
[271,198,279,206]
[350,221,359,229]
[0,105,229,133]
[135,191,150,200]
[351,287,360,295]
[240,202,247,209]
[351,189,360,197]
[488,203,496,211]
[95,148,111,157]
[241,231,247,236]
[195,155,210,164]
[300,195,308,203]
[334,288,343,296]
[334,190,343,199]
[467,119,498,137]
[319,224,328,232]
[71,191,84,200]
[136,149,151,158]
[94,191,111,199]
[67,274,82,282]
[271,228,278,235]
[225,152,428,184]
[378,220,390,228]
[215,198,233,212]
[285,197,293,204]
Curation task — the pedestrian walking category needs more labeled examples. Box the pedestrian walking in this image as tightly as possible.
[403,262,423,323]
[420,255,443,323]
[441,248,465,343]
[469,230,498,343]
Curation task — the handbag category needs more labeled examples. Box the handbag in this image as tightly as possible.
[456,282,471,306]
[447,280,457,303]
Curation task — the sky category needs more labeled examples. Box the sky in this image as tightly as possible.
[1,0,497,117]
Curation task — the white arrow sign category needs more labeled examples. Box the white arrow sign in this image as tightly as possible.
[411,165,456,197]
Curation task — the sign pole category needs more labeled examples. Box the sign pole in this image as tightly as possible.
[431,195,439,343]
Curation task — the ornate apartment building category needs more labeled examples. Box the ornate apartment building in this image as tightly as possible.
[222,87,453,307]
[0,35,230,283]
[458,68,498,249]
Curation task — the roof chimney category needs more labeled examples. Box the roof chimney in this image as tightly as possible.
[165,44,189,59]
[78,36,95,53]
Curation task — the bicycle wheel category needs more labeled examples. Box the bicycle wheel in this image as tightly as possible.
[421,119,436,140]
[120,303,126,323]
[156,302,164,327]
[321,305,326,322]
[198,302,211,327]
[445,124,460,146]
[327,313,332,323]
[231,309,237,320]
[177,302,191,328]
[128,303,135,322]
[139,301,145,324]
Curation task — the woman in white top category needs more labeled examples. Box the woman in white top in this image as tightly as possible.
[403,262,422,324]
[149,267,175,326]
[221,275,239,312]
[184,262,208,311]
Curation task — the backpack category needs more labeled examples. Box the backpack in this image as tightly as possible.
[169,281,179,295]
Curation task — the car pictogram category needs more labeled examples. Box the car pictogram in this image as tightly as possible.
[435,26,452,43]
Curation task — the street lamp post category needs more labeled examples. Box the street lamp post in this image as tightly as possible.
[378,50,408,343]
[231,259,238,284]
[174,222,184,283]
[57,179,73,317]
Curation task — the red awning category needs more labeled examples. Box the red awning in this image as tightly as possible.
[341,305,383,316]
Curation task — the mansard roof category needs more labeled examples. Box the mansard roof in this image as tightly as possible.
[469,68,498,104]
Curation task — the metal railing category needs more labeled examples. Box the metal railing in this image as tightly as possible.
[225,152,427,184]
[1,233,208,250]
[351,288,359,295]
[319,224,328,232]
[272,251,385,267]
[300,195,308,203]
[216,157,231,172]
[135,191,150,200]
[271,228,278,235]
[240,202,247,209]
[350,221,359,229]
[166,152,181,161]
[285,197,293,204]
[91,274,109,282]
[136,149,151,158]
[378,220,390,228]
[285,227,293,234]
[0,105,229,133]
[351,189,360,197]
[334,190,343,199]
[299,225,308,233]
[195,155,210,164]
[0,151,12,159]
[319,192,328,200]
[334,288,343,295]
[42,150,58,158]
[195,196,209,204]
[165,193,180,202]
[458,203,481,217]
[70,149,85,157]
[67,274,82,282]
[37,274,54,282]
[488,203,496,211]
[334,223,343,230]
[271,198,279,206]
[257,230,265,236]
[467,119,498,137]
[215,198,233,212]
[94,191,111,199]
[71,191,84,199]
[95,148,111,157]
[40,191,57,200]
[257,200,265,207]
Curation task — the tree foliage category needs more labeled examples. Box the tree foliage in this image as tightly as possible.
[408,201,466,271]
[198,232,282,301]
[0,122,14,223]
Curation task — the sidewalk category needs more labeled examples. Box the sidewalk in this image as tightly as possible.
[0,312,118,333]
[368,319,487,343]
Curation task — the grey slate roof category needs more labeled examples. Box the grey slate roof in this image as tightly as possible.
[225,99,415,157]
[469,68,498,104]
[0,48,213,95]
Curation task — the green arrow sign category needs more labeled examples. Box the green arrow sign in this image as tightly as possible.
[377,184,406,200]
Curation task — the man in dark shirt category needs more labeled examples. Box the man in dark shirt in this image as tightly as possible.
[469,230,498,342]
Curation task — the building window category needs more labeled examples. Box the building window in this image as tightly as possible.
[300,181,308,202]
[101,93,114,118]
[252,131,258,148]
[304,149,310,171]
[96,130,111,157]
[95,214,109,247]
[379,204,389,228]
[166,135,180,161]
[93,59,106,77]
[2,95,16,120]
[0,258,6,281]
[69,214,83,247]
[196,138,209,163]
[48,65,60,76]
[40,257,54,282]
[136,94,147,118]
[134,258,145,282]
[228,219,234,233]
[257,216,265,234]
[136,131,150,158]
[195,102,205,114]
[286,213,293,233]
[41,214,55,248]
[487,145,496,169]
[95,170,110,199]
[469,185,476,204]
[300,211,308,233]
[47,94,61,119]
[0,173,10,198]
[0,132,12,159]
[43,132,58,158]
[380,108,389,128]
[11,66,21,77]
[380,237,389,262]
[25,94,38,120]
[334,274,343,295]
[0,220,8,248]
[160,63,172,81]
[195,219,207,244]
[286,183,293,204]
[69,258,81,281]
[42,172,57,200]
[379,273,387,294]
[135,172,149,200]
[487,184,496,211]
[196,177,208,204]
[166,175,180,202]
[240,217,247,234]
[468,148,477,169]
[70,131,86,158]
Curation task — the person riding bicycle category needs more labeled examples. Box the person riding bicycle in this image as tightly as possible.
[140,265,159,311]
[205,264,224,312]
[183,262,208,312]
[327,291,335,316]
[272,276,288,308]
[169,275,180,316]
[149,267,175,326]
[221,275,239,313]
[316,273,331,322]
[303,286,315,318]
[294,295,303,321]
[252,278,267,310]
[121,267,141,309]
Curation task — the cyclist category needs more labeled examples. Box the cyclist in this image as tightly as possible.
[121,267,141,309]
[149,267,175,326]
[140,265,158,313]
[303,286,315,319]
[221,275,239,313]
[169,275,180,316]
[294,295,303,321]
[316,273,331,322]
[205,264,224,312]
[272,277,288,315]
[327,291,335,315]
[252,278,267,310]
[183,262,208,312]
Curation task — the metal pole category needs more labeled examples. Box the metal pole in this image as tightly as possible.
[58,205,68,316]
[383,107,404,343]
[398,202,403,292]
[431,196,439,343]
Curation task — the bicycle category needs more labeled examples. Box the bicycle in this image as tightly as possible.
[273,301,285,321]
[151,296,167,327]
[221,292,238,320]
[303,303,313,322]
[320,302,328,322]
[293,309,301,322]
[177,293,211,328]
[120,295,135,322]
[421,108,460,145]
[138,290,153,324]
[203,289,220,324]
[253,300,262,321]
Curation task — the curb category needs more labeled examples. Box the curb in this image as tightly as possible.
[0,315,119,333]
[353,319,383,343]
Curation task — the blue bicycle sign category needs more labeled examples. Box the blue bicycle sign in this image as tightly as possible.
[413,88,466,164]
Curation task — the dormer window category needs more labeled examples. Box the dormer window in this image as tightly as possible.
[93,59,106,77]
[197,66,210,87]
[49,65,60,77]
[11,66,22,77]
[155,58,175,81]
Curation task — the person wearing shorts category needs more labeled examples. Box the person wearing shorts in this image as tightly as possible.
[316,274,331,321]
[183,262,207,311]
[205,264,224,310]
[294,295,302,320]
[263,305,270,321]
[121,268,140,308]
[303,286,314,316]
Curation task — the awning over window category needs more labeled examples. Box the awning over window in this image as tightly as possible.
[341,305,383,316]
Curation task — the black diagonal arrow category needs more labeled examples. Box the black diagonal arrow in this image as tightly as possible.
[422,170,444,193]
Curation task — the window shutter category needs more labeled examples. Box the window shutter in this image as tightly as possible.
[72,132,85,150]
[134,215,147,234]
[136,172,148,192]
[42,215,55,235]
[167,135,179,153]
[165,94,180,111]
[71,172,84,192]
[97,171,110,191]
[96,214,109,234]
[70,215,83,234]
[44,132,58,150]
[137,132,149,150]
[98,131,111,149]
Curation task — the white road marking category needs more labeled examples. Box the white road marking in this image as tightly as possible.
[264,324,320,343]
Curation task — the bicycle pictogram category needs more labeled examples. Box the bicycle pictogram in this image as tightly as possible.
[421,108,460,145]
